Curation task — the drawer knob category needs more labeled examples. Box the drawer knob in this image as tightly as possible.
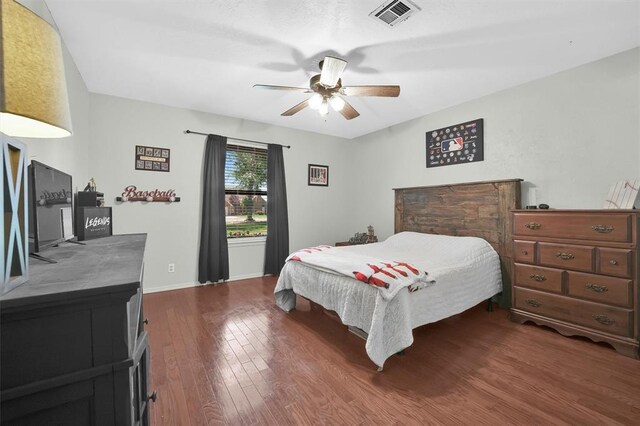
[592,224,614,233]
[522,250,528,255]
[143,318,149,325]
[525,299,541,308]
[529,274,546,282]
[555,252,575,260]
[592,315,616,326]
[525,222,541,230]
[148,390,158,402]
[609,260,618,266]
[585,283,608,293]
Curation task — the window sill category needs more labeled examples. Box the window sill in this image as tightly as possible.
[227,236,266,247]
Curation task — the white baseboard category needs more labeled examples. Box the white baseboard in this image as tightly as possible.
[226,272,267,282]
[143,281,197,294]
[143,272,267,294]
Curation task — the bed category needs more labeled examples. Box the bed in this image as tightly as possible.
[275,179,522,369]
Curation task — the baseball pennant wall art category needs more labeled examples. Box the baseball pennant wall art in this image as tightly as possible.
[426,118,484,168]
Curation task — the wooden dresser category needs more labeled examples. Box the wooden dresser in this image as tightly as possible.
[0,234,154,425]
[510,210,639,358]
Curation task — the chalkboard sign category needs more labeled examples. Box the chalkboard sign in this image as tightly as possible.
[76,207,112,241]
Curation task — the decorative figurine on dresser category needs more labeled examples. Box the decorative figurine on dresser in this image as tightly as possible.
[510,209,639,358]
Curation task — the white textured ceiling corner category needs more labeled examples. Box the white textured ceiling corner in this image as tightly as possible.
[43,0,639,139]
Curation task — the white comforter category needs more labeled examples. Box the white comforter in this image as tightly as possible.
[274,232,502,368]
[285,245,434,298]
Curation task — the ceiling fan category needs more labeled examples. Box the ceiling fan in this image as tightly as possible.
[254,56,400,120]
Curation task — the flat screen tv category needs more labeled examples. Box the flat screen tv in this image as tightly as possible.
[28,161,75,256]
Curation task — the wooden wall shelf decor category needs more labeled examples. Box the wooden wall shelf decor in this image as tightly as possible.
[116,196,181,203]
[116,185,180,203]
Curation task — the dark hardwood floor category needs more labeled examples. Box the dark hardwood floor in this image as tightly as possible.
[144,277,640,425]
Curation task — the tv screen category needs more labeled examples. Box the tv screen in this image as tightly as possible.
[28,161,74,253]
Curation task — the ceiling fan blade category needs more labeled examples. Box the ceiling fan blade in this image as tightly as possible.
[281,99,310,116]
[342,85,400,97]
[254,84,311,93]
[339,98,360,120]
[319,56,347,88]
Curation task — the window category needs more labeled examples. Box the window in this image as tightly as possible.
[224,144,267,238]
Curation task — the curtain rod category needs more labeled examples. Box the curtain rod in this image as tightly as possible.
[183,130,291,149]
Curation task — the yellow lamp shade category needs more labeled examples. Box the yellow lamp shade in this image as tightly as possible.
[0,0,72,138]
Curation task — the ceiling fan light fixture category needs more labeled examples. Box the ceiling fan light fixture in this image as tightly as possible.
[258,55,399,120]
[308,93,323,110]
[319,56,347,88]
[319,101,329,116]
[329,96,345,112]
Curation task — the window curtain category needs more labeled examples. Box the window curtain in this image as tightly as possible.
[198,134,229,283]
[264,144,289,275]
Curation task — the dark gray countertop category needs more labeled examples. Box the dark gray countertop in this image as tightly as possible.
[0,234,147,310]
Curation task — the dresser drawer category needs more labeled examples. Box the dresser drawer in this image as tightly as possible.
[598,248,632,278]
[514,263,563,293]
[513,213,632,243]
[513,240,536,263]
[567,271,632,308]
[514,287,632,337]
[539,242,594,272]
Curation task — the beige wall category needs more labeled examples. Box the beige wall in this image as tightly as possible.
[88,94,358,292]
[351,48,640,239]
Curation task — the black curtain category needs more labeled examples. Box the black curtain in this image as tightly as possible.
[198,134,229,283]
[264,144,289,275]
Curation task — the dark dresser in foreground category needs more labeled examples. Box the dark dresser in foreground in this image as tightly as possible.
[0,234,153,425]
[510,210,639,358]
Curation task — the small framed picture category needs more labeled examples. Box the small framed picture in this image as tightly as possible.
[308,164,329,187]
[135,145,171,172]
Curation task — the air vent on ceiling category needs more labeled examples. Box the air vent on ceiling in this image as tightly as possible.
[369,0,421,28]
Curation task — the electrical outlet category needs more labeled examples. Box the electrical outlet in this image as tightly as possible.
[168,263,175,273]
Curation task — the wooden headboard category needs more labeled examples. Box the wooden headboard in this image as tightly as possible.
[394,179,522,307]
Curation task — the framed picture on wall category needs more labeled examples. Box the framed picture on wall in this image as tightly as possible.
[426,118,484,168]
[308,164,329,187]
[135,145,170,172]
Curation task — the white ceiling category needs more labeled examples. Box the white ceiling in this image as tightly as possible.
[43,0,639,139]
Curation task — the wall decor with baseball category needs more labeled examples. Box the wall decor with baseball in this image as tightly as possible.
[135,145,170,172]
[426,118,484,168]
[116,185,181,203]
